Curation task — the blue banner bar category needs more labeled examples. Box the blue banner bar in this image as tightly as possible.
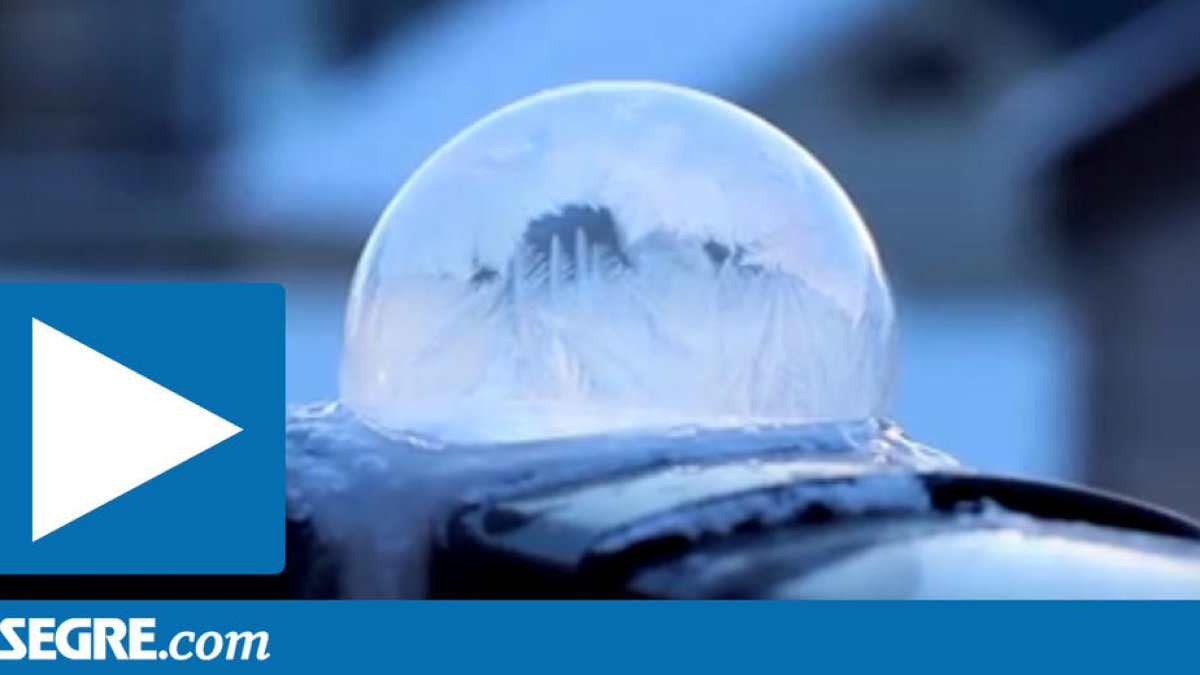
[0,601,1194,672]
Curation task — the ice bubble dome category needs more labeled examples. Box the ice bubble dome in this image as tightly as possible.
[341,81,895,444]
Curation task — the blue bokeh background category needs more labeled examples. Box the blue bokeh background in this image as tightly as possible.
[2,0,1197,513]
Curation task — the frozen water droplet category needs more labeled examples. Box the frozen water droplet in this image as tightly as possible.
[342,81,895,443]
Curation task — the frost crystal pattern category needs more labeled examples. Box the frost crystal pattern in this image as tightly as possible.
[342,81,895,443]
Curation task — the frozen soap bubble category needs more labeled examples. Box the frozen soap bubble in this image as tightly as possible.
[342,81,895,444]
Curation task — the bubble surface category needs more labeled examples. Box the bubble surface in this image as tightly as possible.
[342,81,894,443]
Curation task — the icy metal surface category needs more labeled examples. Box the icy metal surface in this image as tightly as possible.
[627,508,1200,599]
[286,402,953,598]
[776,512,1200,600]
[588,473,931,558]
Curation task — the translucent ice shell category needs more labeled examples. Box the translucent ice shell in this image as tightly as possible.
[342,81,894,444]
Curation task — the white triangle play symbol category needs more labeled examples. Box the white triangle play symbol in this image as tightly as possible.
[31,318,242,542]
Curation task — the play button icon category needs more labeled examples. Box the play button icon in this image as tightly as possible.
[0,283,282,574]
[31,318,244,542]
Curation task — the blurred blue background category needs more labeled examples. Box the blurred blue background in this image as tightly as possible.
[2,0,1198,512]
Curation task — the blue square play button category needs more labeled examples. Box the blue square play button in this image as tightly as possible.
[0,283,283,574]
